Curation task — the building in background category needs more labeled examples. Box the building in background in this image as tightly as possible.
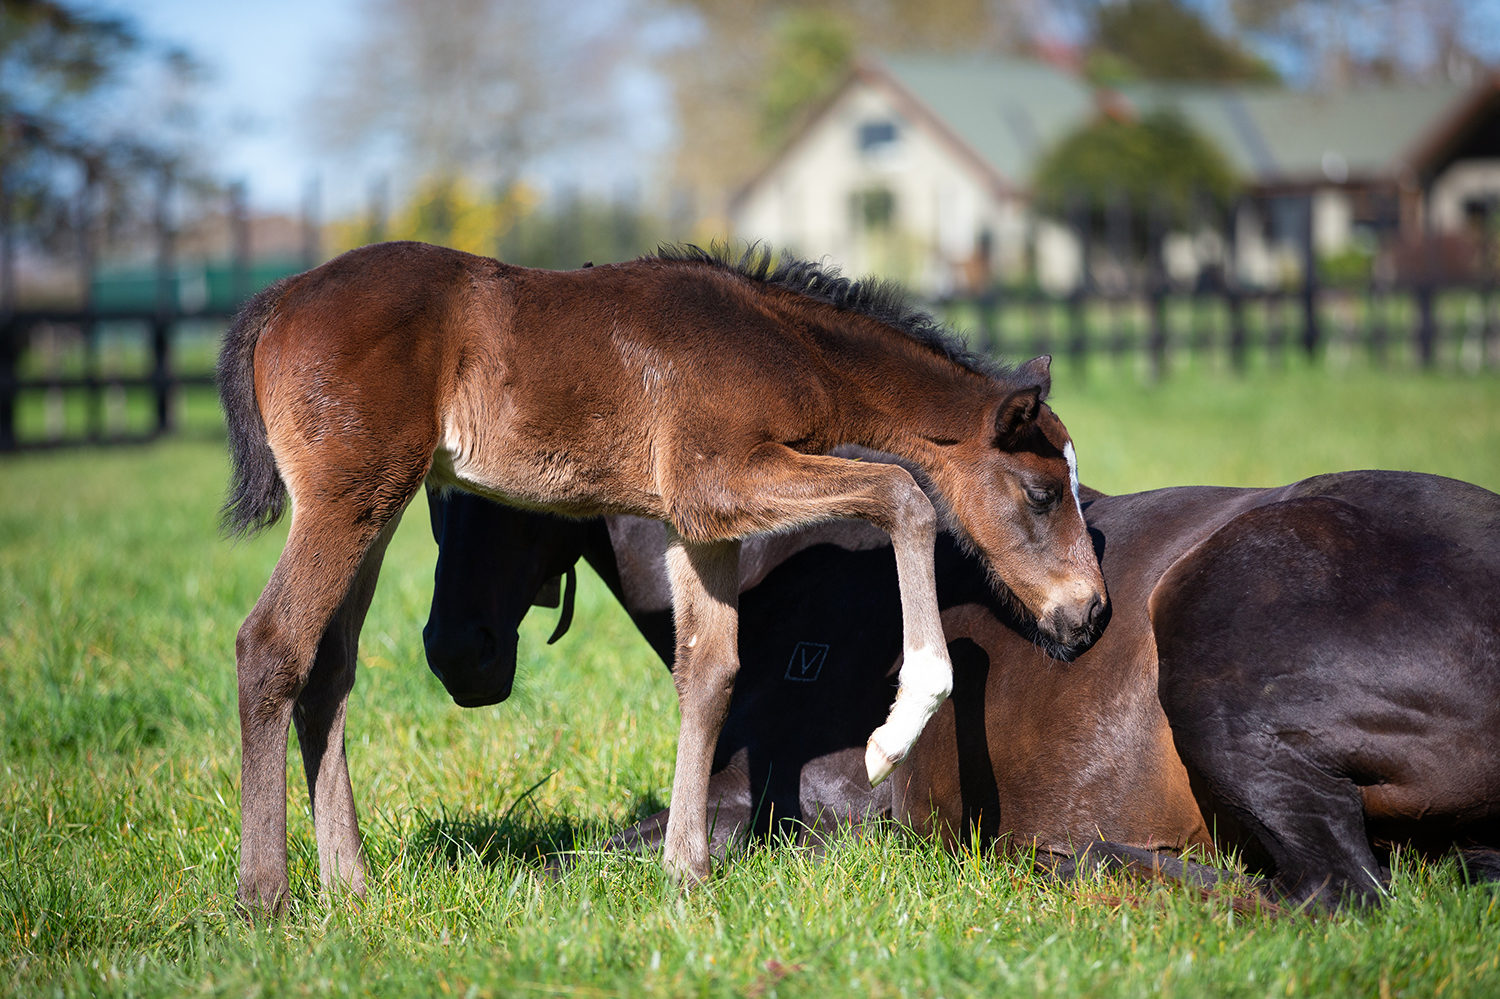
[731,55,1500,294]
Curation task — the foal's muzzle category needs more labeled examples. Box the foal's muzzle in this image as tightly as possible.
[1040,591,1109,662]
[423,621,520,707]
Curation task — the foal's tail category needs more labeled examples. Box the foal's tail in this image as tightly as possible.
[216,276,295,539]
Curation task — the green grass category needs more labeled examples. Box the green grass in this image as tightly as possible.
[1054,356,1500,494]
[2,364,1500,997]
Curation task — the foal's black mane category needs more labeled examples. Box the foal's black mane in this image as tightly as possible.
[651,243,1008,380]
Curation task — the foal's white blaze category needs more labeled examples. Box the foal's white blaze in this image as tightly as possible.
[1062,440,1083,517]
[1028,439,1094,625]
[865,643,953,784]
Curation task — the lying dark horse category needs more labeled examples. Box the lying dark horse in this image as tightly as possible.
[217,241,1105,911]
[426,469,1500,906]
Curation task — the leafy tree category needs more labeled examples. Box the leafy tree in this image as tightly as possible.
[1031,108,1239,243]
[1088,0,1278,83]
[759,10,855,147]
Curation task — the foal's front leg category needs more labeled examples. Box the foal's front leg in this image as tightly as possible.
[719,446,952,786]
[861,475,950,786]
[660,530,742,884]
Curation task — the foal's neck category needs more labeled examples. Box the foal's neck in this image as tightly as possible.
[829,330,1000,461]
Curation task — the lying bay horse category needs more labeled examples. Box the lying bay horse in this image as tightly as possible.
[216,241,1107,912]
[426,469,1500,907]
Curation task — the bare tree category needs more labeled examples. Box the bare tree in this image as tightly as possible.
[313,0,658,196]
[1231,0,1491,86]
[1,0,206,252]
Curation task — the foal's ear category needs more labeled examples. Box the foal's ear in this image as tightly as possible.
[994,355,1051,446]
[1017,354,1052,397]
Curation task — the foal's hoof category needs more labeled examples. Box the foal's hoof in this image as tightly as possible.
[663,852,711,889]
[235,882,290,921]
[865,736,902,787]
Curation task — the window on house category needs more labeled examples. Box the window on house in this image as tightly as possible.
[1263,196,1305,247]
[1463,196,1498,233]
[857,119,899,156]
[850,187,897,231]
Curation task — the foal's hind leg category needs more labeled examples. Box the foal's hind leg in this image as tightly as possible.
[236,500,408,915]
[660,530,741,884]
[292,513,402,898]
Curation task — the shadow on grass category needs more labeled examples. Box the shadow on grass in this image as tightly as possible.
[406,781,669,872]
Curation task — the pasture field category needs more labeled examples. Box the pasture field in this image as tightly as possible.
[3,362,1500,998]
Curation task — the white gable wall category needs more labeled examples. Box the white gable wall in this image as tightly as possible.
[734,81,1026,293]
[1430,159,1500,230]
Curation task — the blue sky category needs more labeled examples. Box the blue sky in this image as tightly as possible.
[123,0,365,214]
[116,0,1500,218]
[119,0,683,218]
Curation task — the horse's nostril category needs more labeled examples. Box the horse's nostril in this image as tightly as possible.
[425,624,499,677]
[1085,593,1105,630]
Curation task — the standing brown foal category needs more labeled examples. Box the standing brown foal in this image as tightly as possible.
[218,241,1106,913]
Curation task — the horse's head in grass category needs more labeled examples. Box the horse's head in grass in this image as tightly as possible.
[423,488,586,707]
[933,355,1108,660]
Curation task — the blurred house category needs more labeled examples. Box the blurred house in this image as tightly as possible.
[730,55,1500,293]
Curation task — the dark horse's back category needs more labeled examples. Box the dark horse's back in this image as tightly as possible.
[1150,470,1500,904]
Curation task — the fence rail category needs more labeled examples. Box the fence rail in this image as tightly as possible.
[0,305,229,451]
[942,280,1500,378]
[5,278,1494,453]
[0,168,316,453]
[2,184,1497,453]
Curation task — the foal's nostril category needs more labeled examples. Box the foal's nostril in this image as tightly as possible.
[1084,593,1106,631]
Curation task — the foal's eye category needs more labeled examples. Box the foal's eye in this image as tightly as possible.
[1025,485,1060,511]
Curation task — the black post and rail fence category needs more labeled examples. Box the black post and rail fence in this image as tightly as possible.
[0,168,322,453]
[1,183,1495,453]
[942,193,1498,380]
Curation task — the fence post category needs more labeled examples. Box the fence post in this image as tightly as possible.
[613,182,640,261]
[79,160,101,442]
[152,166,175,437]
[230,181,251,306]
[1226,197,1247,372]
[1067,195,1089,373]
[1415,188,1437,366]
[670,186,696,244]
[1189,189,1211,353]
[1481,196,1496,369]
[558,186,583,268]
[976,287,999,356]
[973,228,997,355]
[1366,225,1389,365]
[301,175,321,270]
[368,175,389,247]
[1299,193,1321,357]
[496,180,521,263]
[1147,199,1168,381]
[1107,193,1130,357]
[0,157,15,452]
[0,310,12,450]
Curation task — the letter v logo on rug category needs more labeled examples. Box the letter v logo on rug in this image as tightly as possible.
[784,641,829,682]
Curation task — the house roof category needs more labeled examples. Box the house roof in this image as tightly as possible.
[1115,80,1469,186]
[736,53,1492,203]
[875,55,1096,186]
